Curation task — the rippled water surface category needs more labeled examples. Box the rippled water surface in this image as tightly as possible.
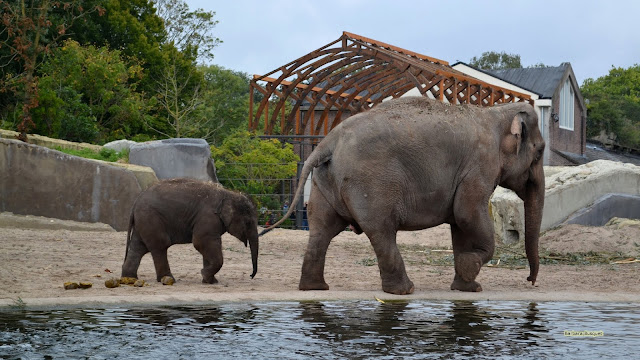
[1,300,638,359]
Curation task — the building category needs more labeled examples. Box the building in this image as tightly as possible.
[452,62,587,165]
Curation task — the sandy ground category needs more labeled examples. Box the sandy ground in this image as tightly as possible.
[1,212,639,307]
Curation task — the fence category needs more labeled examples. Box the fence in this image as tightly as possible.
[217,162,309,230]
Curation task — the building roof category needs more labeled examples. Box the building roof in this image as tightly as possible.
[555,141,640,166]
[249,32,535,136]
[485,63,569,99]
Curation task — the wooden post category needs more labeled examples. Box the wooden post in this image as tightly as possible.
[452,80,458,105]
[281,103,285,133]
[249,85,254,130]
[439,79,444,102]
[264,102,269,133]
[310,110,315,136]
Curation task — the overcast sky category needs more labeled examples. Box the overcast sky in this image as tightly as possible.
[184,1,639,86]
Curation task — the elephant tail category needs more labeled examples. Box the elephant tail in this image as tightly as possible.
[259,141,333,236]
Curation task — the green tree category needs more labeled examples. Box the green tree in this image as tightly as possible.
[154,0,221,62]
[581,65,640,148]
[33,40,151,143]
[469,51,522,70]
[69,0,168,94]
[0,0,103,140]
[211,129,299,203]
[199,65,252,145]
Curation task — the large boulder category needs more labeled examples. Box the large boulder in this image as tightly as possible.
[129,138,218,182]
[490,160,640,245]
[0,139,157,230]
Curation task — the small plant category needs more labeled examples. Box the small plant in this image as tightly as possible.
[10,297,26,309]
[357,257,378,266]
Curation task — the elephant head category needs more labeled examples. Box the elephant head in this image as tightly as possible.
[219,193,259,278]
[495,104,546,285]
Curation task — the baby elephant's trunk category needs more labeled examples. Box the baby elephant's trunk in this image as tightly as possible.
[249,234,259,278]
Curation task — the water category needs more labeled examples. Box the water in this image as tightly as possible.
[1,300,638,359]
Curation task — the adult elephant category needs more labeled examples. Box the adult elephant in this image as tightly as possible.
[267,97,545,294]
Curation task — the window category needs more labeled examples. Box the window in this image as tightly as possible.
[559,78,574,130]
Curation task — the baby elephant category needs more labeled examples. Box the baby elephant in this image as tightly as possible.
[121,178,259,284]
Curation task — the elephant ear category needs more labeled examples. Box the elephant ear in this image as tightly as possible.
[511,113,525,155]
[215,198,233,230]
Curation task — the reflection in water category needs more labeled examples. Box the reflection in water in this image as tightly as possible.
[0,301,638,359]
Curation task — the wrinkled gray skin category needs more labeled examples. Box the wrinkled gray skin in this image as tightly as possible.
[268,97,545,295]
[121,178,259,284]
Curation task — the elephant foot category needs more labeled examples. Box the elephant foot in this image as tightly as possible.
[299,278,330,291]
[450,278,483,292]
[202,275,219,284]
[454,252,483,283]
[382,279,415,295]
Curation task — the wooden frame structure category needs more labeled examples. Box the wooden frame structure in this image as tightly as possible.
[249,31,534,136]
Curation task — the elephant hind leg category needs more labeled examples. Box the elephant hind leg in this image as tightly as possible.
[193,234,223,284]
[299,189,348,291]
[146,233,173,282]
[121,229,148,279]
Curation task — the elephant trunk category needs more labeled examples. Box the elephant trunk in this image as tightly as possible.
[523,163,545,285]
[249,234,259,279]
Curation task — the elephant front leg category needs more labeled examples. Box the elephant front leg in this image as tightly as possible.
[193,235,223,284]
[150,248,174,283]
[449,223,494,292]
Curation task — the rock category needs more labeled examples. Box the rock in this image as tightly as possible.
[129,138,218,182]
[103,139,137,153]
[64,282,79,290]
[491,160,640,245]
[105,278,121,288]
[161,276,175,286]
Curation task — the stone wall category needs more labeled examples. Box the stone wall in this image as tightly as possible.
[0,139,157,231]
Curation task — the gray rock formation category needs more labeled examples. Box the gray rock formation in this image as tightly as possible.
[129,138,218,182]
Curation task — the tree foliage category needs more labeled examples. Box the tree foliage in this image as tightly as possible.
[154,0,221,62]
[33,40,150,142]
[469,51,522,70]
[581,65,640,148]
[0,0,103,140]
[469,51,548,70]
[0,0,263,151]
[211,130,299,202]
[199,65,252,145]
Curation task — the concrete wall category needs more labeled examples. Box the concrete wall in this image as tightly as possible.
[0,129,102,152]
[0,139,158,231]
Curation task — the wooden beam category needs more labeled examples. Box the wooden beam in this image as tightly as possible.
[343,31,449,65]
[254,75,370,102]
